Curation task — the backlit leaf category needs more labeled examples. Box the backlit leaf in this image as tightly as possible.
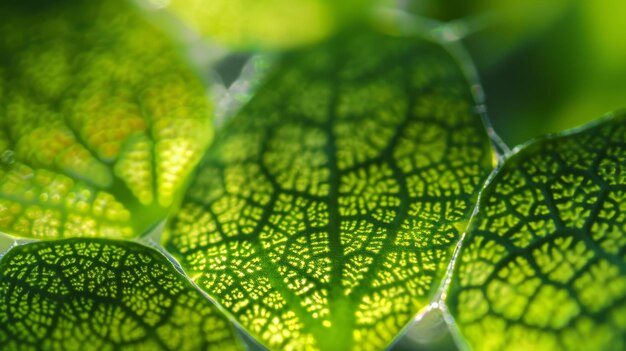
[0,0,212,240]
[164,30,495,350]
[0,239,240,350]
[160,0,377,49]
[448,111,626,350]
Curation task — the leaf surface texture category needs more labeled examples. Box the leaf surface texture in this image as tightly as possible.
[0,239,240,350]
[164,30,494,350]
[449,112,626,351]
[0,0,212,239]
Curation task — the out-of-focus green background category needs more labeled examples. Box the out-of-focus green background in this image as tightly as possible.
[407,0,626,147]
[188,0,626,147]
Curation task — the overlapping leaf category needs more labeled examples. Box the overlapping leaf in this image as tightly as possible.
[0,0,212,240]
[0,239,240,350]
[164,29,495,350]
[448,112,626,350]
[162,0,376,49]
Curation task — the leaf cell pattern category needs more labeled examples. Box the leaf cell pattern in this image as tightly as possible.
[0,239,240,351]
[448,112,626,351]
[164,31,494,350]
[0,0,212,240]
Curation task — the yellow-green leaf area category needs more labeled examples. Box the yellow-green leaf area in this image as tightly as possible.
[0,0,213,240]
[162,0,377,49]
[448,112,626,351]
[164,30,494,350]
[0,238,240,351]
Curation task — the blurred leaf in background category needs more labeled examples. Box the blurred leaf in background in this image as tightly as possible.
[154,0,379,49]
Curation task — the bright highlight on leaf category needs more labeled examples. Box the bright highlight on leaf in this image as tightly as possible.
[0,239,240,350]
[0,0,213,240]
[164,30,494,350]
[161,0,376,49]
[448,112,626,351]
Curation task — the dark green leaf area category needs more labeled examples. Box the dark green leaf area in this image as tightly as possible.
[0,239,240,351]
[449,112,626,351]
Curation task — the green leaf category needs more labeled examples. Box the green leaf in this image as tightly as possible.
[160,0,377,49]
[0,238,240,350]
[0,0,212,240]
[448,111,626,351]
[163,29,495,350]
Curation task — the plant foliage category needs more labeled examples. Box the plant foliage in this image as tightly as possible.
[448,112,626,351]
[0,239,239,350]
[0,0,212,240]
[163,29,494,350]
[0,0,624,350]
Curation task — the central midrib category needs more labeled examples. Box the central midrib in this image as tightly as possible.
[321,65,355,351]
[316,58,428,350]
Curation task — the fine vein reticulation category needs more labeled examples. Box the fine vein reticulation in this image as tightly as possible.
[0,0,212,240]
[0,239,240,350]
[448,112,626,351]
[164,30,494,350]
